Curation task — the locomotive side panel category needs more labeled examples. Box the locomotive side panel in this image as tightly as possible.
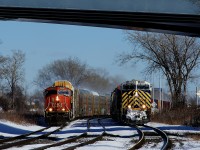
[110,89,122,120]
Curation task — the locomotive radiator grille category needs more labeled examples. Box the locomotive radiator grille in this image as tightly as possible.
[122,90,151,109]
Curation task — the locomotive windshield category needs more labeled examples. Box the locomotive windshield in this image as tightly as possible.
[58,90,71,96]
[123,84,150,90]
[138,85,150,90]
[44,90,57,97]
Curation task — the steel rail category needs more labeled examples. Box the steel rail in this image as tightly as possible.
[31,132,87,150]
[61,117,106,150]
[0,126,50,144]
[32,119,91,150]
[32,117,108,150]
[143,125,169,150]
[62,133,104,150]
[0,122,68,149]
[128,125,145,150]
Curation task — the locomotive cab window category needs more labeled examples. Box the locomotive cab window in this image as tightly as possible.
[123,85,136,90]
[58,90,71,96]
[44,90,57,97]
[137,85,150,90]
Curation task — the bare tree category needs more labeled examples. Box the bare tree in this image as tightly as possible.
[0,56,7,79]
[34,63,57,89]
[52,57,89,87]
[35,57,90,89]
[82,68,125,94]
[81,68,110,94]
[118,31,200,108]
[34,57,123,94]
[1,50,25,110]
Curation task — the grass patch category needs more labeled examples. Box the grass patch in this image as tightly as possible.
[151,107,200,126]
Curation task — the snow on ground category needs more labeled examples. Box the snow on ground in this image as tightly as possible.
[0,118,200,149]
[0,119,44,138]
[147,122,200,135]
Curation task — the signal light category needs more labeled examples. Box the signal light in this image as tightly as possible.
[135,91,138,97]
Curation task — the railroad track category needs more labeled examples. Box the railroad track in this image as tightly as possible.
[128,125,145,150]
[128,124,169,150]
[0,126,50,144]
[63,118,106,150]
[0,122,68,149]
[0,117,170,149]
[33,117,107,150]
[143,124,169,150]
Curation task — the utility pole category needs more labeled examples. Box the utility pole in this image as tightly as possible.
[197,87,199,106]
[152,73,154,104]
[159,70,162,111]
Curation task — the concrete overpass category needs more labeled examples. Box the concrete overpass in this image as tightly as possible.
[0,0,200,36]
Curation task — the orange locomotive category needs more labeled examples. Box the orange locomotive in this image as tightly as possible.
[44,80,75,124]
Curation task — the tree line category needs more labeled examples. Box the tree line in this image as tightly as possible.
[0,52,124,112]
[34,57,124,94]
[0,50,25,112]
[0,32,200,113]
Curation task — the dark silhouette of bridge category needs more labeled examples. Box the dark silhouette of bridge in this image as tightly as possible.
[0,0,200,36]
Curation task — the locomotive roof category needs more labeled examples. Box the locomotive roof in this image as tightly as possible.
[44,86,72,91]
[53,80,74,91]
[122,79,150,86]
[113,79,151,91]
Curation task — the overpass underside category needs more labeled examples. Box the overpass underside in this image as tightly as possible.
[0,0,200,36]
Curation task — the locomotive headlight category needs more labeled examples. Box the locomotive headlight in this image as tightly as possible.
[62,108,65,111]
[56,96,59,102]
[128,105,131,109]
[142,105,146,109]
[135,91,138,97]
[49,108,53,112]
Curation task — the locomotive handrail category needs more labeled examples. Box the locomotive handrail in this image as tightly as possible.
[45,99,51,111]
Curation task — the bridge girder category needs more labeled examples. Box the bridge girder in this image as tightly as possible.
[0,0,199,36]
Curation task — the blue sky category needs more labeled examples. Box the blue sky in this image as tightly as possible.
[0,20,198,96]
[0,21,162,93]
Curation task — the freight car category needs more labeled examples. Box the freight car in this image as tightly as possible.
[75,89,110,117]
[44,80,109,125]
[110,79,152,125]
